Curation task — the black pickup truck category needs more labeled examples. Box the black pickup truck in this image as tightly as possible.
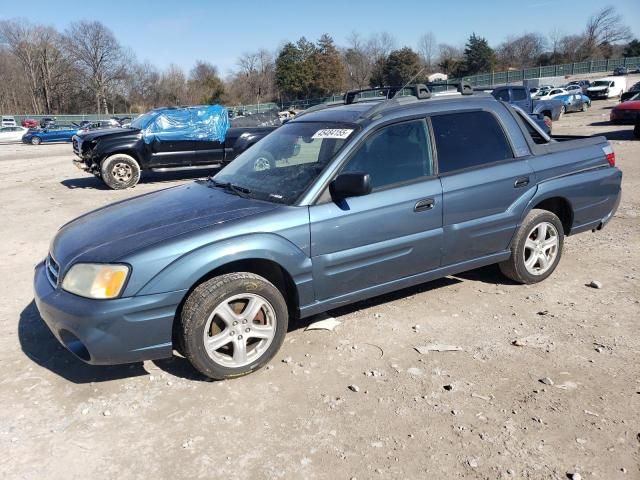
[72,106,279,189]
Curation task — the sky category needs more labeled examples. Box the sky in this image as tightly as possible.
[1,0,639,76]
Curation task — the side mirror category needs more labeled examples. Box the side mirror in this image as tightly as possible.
[330,172,372,199]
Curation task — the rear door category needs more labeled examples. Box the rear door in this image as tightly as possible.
[430,110,536,266]
[309,119,443,301]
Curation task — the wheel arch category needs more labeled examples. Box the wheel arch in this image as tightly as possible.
[100,149,141,167]
[529,196,574,235]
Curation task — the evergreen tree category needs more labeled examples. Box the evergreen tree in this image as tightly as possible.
[460,33,496,76]
[382,47,420,86]
[623,39,640,57]
[313,34,345,96]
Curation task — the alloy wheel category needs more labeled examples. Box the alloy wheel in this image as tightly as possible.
[522,221,559,276]
[203,293,277,368]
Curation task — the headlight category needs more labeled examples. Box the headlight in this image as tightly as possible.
[62,263,130,299]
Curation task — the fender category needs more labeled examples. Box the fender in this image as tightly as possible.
[135,232,314,305]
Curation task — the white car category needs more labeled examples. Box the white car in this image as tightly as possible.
[0,126,28,142]
[534,88,569,100]
[587,77,627,99]
[1,116,17,127]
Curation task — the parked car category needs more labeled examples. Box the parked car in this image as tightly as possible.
[553,93,590,114]
[534,88,569,100]
[564,84,583,95]
[39,117,56,128]
[22,125,78,145]
[34,85,622,379]
[1,115,17,127]
[566,80,591,93]
[21,118,39,128]
[610,92,640,124]
[72,105,279,190]
[621,81,640,102]
[635,117,640,139]
[75,119,121,134]
[587,77,626,99]
[613,66,628,76]
[0,126,28,142]
[490,85,564,121]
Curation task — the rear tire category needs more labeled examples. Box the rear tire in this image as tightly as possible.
[180,273,289,380]
[101,154,141,190]
[499,209,564,284]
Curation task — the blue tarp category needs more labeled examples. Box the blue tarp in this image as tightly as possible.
[142,105,230,144]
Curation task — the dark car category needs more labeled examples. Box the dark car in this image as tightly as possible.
[72,105,280,190]
[34,84,622,380]
[39,117,56,128]
[22,125,78,145]
[621,81,640,102]
[613,66,628,76]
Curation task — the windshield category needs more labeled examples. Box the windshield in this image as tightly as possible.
[129,112,156,130]
[592,81,612,87]
[212,121,358,205]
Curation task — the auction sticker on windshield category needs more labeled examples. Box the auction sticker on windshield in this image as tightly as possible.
[312,128,354,139]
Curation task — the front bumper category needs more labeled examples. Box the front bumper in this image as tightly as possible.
[34,261,187,365]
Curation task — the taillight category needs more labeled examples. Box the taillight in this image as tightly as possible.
[602,144,615,167]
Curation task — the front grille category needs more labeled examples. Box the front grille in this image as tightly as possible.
[45,254,60,287]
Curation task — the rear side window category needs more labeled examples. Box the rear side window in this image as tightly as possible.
[511,89,527,101]
[431,111,514,174]
[494,89,510,101]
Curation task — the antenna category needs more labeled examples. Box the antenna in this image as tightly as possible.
[392,65,428,99]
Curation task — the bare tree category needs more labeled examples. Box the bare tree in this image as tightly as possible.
[236,49,276,103]
[0,20,43,113]
[437,43,463,75]
[417,32,437,72]
[367,32,396,62]
[343,32,372,89]
[583,6,632,58]
[63,21,129,114]
[496,33,547,69]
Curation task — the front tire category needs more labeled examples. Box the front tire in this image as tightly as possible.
[101,154,141,190]
[31,136,41,145]
[499,209,564,284]
[180,273,289,380]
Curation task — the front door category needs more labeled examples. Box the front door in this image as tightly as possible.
[144,109,195,167]
[310,119,443,301]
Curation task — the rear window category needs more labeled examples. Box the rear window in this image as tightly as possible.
[431,111,514,174]
[512,89,527,101]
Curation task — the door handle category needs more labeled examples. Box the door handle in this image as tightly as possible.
[514,177,530,188]
[414,198,434,212]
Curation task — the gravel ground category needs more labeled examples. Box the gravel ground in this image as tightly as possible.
[0,97,638,480]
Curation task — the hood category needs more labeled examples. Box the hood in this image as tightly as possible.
[77,127,140,142]
[51,181,280,268]
[614,100,640,110]
[588,86,608,91]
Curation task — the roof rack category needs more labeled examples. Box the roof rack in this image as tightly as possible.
[296,81,474,120]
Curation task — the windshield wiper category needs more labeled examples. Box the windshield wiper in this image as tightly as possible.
[211,179,252,199]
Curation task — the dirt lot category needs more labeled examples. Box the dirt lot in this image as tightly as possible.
[0,97,638,480]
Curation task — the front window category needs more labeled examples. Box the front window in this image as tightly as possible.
[592,81,612,87]
[213,121,357,205]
